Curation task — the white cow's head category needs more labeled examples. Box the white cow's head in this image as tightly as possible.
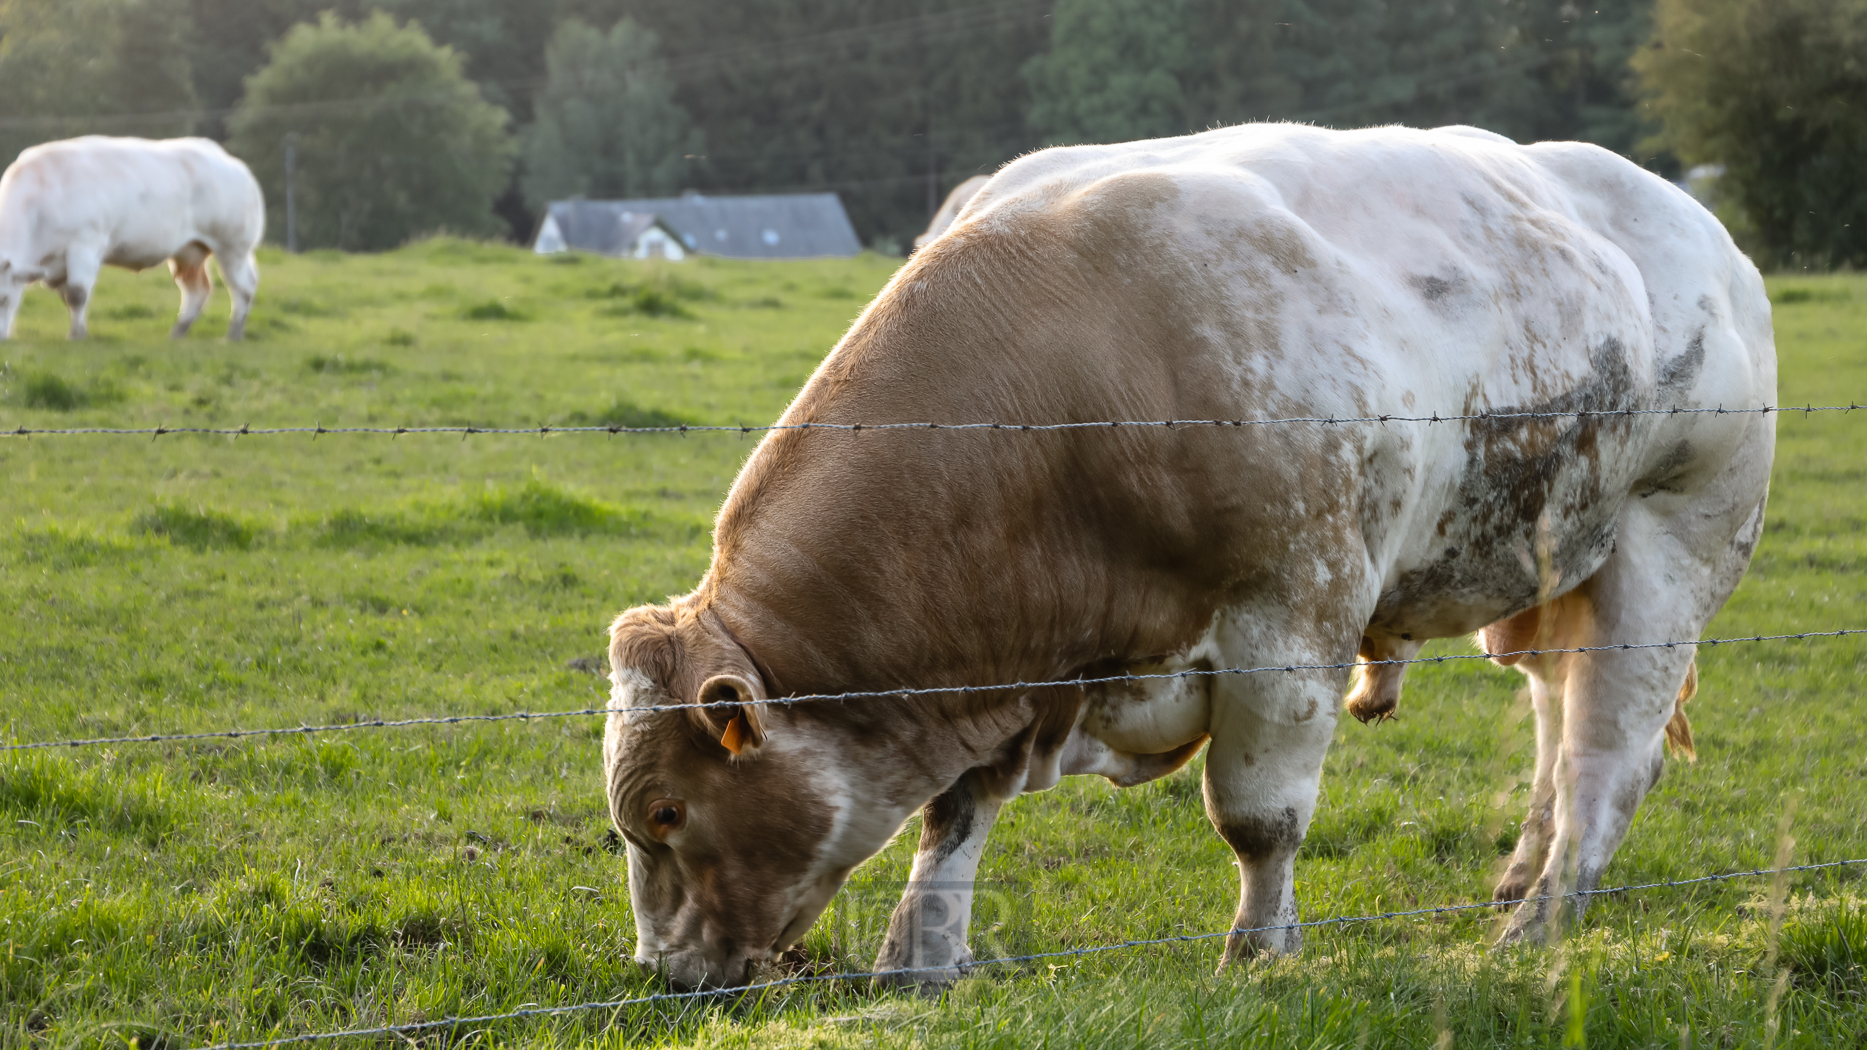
[603,601,877,989]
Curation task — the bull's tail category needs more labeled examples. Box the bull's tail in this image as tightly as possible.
[1664,659,1698,761]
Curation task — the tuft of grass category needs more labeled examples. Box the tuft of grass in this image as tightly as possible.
[385,328,417,347]
[1771,286,1852,305]
[470,478,677,539]
[1780,902,1867,993]
[310,508,452,548]
[13,525,145,568]
[12,370,125,411]
[563,400,691,430]
[132,506,258,551]
[102,303,158,320]
[0,752,173,844]
[463,300,526,321]
[305,354,391,375]
[599,287,693,319]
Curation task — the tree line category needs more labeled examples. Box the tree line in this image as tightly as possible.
[0,0,1859,266]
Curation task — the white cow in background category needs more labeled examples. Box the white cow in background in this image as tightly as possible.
[0,136,264,340]
[913,174,991,251]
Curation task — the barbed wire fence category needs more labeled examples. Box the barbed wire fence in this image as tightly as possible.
[1,401,1857,439]
[5,398,1865,1046]
[5,628,1865,754]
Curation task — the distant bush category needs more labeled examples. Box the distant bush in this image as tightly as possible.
[133,506,257,551]
[227,12,515,252]
[463,300,526,321]
[1636,0,1867,268]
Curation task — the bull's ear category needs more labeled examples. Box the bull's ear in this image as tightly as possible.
[695,674,767,756]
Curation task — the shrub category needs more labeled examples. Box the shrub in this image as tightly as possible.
[1635,0,1867,267]
[226,12,515,251]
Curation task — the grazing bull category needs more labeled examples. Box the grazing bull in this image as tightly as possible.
[913,175,991,251]
[604,123,1775,989]
[0,136,264,341]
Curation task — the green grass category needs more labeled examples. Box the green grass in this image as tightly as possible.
[0,244,1863,1048]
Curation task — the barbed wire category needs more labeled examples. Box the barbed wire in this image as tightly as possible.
[1,402,1858,440]
[7,628,1861,754]
[184,857,1867,1050]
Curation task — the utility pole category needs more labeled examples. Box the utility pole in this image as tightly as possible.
[283,132,298,253]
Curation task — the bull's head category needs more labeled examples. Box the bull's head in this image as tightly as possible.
[603,601,897,988]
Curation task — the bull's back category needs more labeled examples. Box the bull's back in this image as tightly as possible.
[721,124,1771,684]
[1,137,262,261]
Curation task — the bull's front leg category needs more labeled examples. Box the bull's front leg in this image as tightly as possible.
[1204,619,1349,969]
[873,768,1002,988]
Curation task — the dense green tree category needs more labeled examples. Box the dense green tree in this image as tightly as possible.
[0,0,197,167]
[1635,0,1867,267]
[227,12,515,251]
[1024,0,1199,144]
[1024,0,1655,150]
[617,0,1051,248]
[520,18,698,208]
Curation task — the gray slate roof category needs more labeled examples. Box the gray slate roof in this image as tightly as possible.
[542,193,861,259]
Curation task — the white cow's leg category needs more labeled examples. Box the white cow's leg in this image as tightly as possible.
[61,244,103,340]
[218,249,259,341]
[1204,615,1349,968]
[0,278,23,340]
[169,242,213,339]
[874,768,1003,987]
[1499,489,1768,944]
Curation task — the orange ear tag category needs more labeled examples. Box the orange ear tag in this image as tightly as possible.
[720,714,749,755]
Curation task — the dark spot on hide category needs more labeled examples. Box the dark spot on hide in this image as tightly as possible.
[1371,337,1639,630]
[1637,441,1694,497]
[1659,330,1705,394]
[1216,806,1301,862]
[1410,274,1456,302]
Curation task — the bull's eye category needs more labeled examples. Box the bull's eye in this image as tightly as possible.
[646,798,686,835]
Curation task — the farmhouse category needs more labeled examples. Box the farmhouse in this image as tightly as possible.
[533,192,862,260]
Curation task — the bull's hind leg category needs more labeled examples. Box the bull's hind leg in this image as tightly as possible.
[1204,610,1353,968]
[218,248,259,340]
[1496,489,1768,944]
[59,242,104,340]
[168,242,213,339]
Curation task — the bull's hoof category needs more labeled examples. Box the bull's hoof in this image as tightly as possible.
[170,322,193,339]
[1492,879,1528,905]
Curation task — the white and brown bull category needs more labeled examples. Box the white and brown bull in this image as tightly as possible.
[603,123,1775,989]
[0,136,264,341]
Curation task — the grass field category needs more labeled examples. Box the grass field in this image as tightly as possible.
[1,242,1864,1049]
